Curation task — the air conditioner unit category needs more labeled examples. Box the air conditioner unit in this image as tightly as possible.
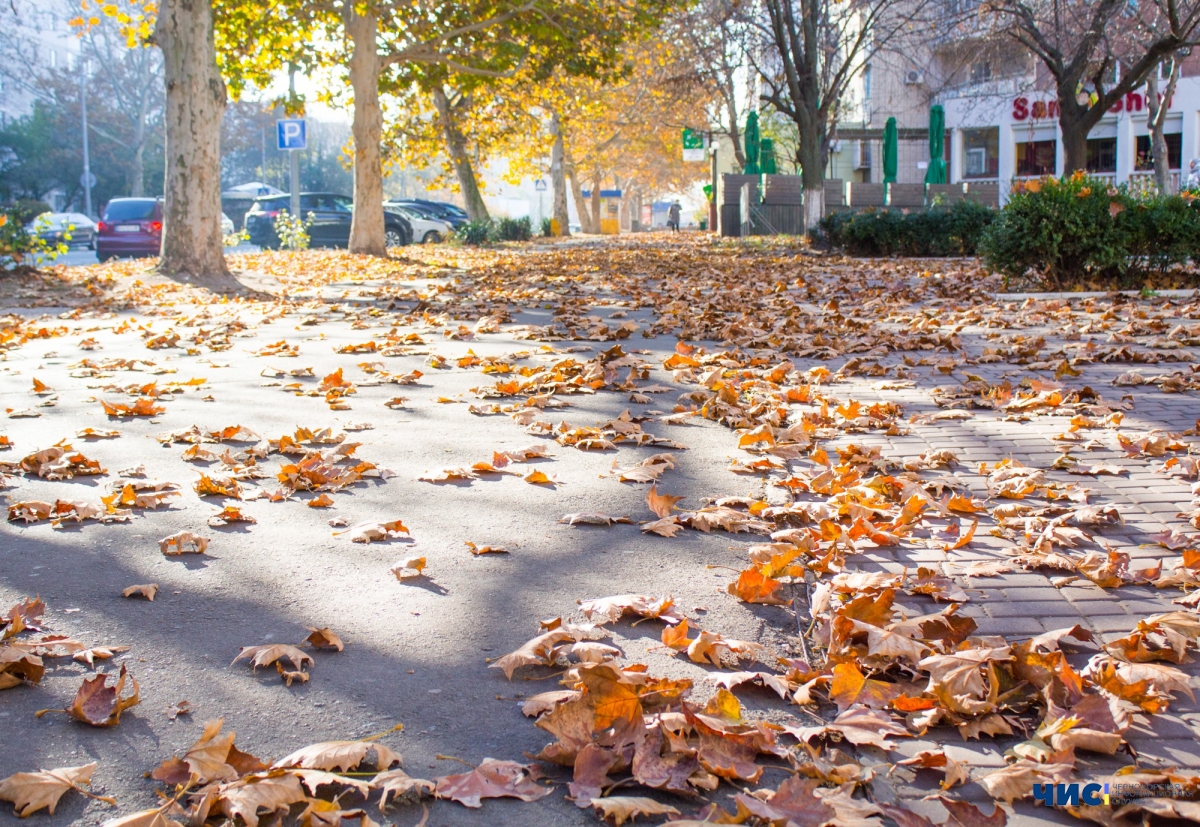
[904,70,925,85]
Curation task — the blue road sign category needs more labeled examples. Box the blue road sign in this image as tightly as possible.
[276,119,307,150]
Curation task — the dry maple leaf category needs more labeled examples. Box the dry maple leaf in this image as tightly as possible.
[490,629,579,679]
[273,740,402,772]
[307,493,335,508]
[101,806,185,827]
[212,770,307,827]
[390,556,426,579]
[829,662,901,711]
[560,513,632,526]
[232,644,313,673]
[303,628,344,651]
[122,584,158,601]
[895,750,971,790]
[579,594,682,624]
[0,763,112,816]
[37,663,140,726]
[646,485,684,519]
[641,516,683,537]
[150,718,242,786]
[589,797,680,825]
[465,542,509,555]
[374,769,434,813]
[975,759,1073,802]
[335,519,409,543]
[433,759,552,808]
[158,531,209,555]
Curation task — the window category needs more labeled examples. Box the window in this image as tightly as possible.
[1135,133,1182,170]
[332,196,353,212]
[970,62,991,84]
[102,200,157,221]
[1086,138,1117,173]
[49,50,57,68]
[863,65,872,101]
[963,127,999,178]
[1016,140,1057,176]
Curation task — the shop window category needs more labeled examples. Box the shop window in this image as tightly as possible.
[970,62,991,84]
[1016,140,1056,176]
[963,127,999,178]
[1135,133,1182,170]
[1086,138,1117,173]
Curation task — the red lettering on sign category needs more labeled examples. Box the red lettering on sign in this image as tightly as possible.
[1126,92,1143,112]
[1013,97,1028,120]
[1032,100,1047,119]
[1048,100,1059,118]
[1110,98,1123,113]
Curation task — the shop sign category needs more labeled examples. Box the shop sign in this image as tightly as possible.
[1012,90,1173,121]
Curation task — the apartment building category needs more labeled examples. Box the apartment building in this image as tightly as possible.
[828,2,1200,201]
[0,0,82,127]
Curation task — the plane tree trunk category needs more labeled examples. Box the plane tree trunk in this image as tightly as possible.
[154,0,235,290]
[345,5,387,256]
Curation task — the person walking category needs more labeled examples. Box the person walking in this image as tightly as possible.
[1185,159,1200,191]
[667,202,681,233]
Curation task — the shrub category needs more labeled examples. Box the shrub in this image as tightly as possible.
[819,199,994,257]
[456,219,494,245]
[979,174,1129,288]
[496,216,532,242]
[980,173,1200,288]
[0,211,64,267]
[540,217,553,238]
[273,209,312,251]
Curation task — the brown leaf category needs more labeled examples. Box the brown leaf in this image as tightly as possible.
[122,584,159,601]
[151,718,239,786]
[303,628,344,651]
[588,796,680,825]
[373,769,434,812]
[829,662,901,711]
[232,644,314,673]
[0,763,108,816]
[433,759,552,808]
[273,741,402,772]
[54,663,140,726]
[158,531,209,555]
[646,485,684,519]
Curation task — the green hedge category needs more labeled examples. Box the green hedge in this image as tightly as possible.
[819,200,995,257]
[980,174,1200,287]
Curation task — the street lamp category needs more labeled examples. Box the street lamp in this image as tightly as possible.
[80,57,95,218]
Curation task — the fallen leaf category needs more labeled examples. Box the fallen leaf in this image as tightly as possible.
[122,584,159,601]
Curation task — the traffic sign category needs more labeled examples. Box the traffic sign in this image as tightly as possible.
[534,179,547,191]
[276,119,307,150]
[80,172,97,188]
[682,128,706,162]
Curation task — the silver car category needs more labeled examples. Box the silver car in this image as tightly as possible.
[27,212,97,249]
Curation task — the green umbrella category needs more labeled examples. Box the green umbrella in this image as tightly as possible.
[925,105,948,184]
[760,139,778,174]
[743,112,760,175]
[882,117,898,185]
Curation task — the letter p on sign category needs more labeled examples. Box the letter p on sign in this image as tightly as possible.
[277,119,307,150]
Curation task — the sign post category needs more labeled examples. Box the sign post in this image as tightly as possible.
[277,117,306,221]
[682,128,706,162]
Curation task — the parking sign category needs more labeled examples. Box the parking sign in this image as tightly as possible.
[276,119,307,150]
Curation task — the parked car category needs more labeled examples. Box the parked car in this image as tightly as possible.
[95,198,163,261]
[382,203,453,243]
[244,193,412,249]
[388,199,468,229]
[221,213,235,237]
[26,212,97,249]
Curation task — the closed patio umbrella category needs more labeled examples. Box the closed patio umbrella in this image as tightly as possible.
[760,138,778,174]
[925,105,948,184]
[882,117,898,185]
[743,112,760,175]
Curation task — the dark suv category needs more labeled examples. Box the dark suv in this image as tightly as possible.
[96,198,163,261]
[244,193,412,249]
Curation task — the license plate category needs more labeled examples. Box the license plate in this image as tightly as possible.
[115,224,140,233]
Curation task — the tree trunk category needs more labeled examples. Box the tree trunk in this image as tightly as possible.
[432,87,489,222]
[154,0,234,289]
[797,118,824,238]
[589,177,602,231]
[345,5,387,256]
[1146,60,1180,193]
[548,110,569,236]
[566,168,595,232]
[1059,121,1088,175]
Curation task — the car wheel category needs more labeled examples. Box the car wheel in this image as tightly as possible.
[384,228,405,248]
[422,231,442,244]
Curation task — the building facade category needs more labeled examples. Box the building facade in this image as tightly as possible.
[825,5,1200,202]
[0,0,82,128]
